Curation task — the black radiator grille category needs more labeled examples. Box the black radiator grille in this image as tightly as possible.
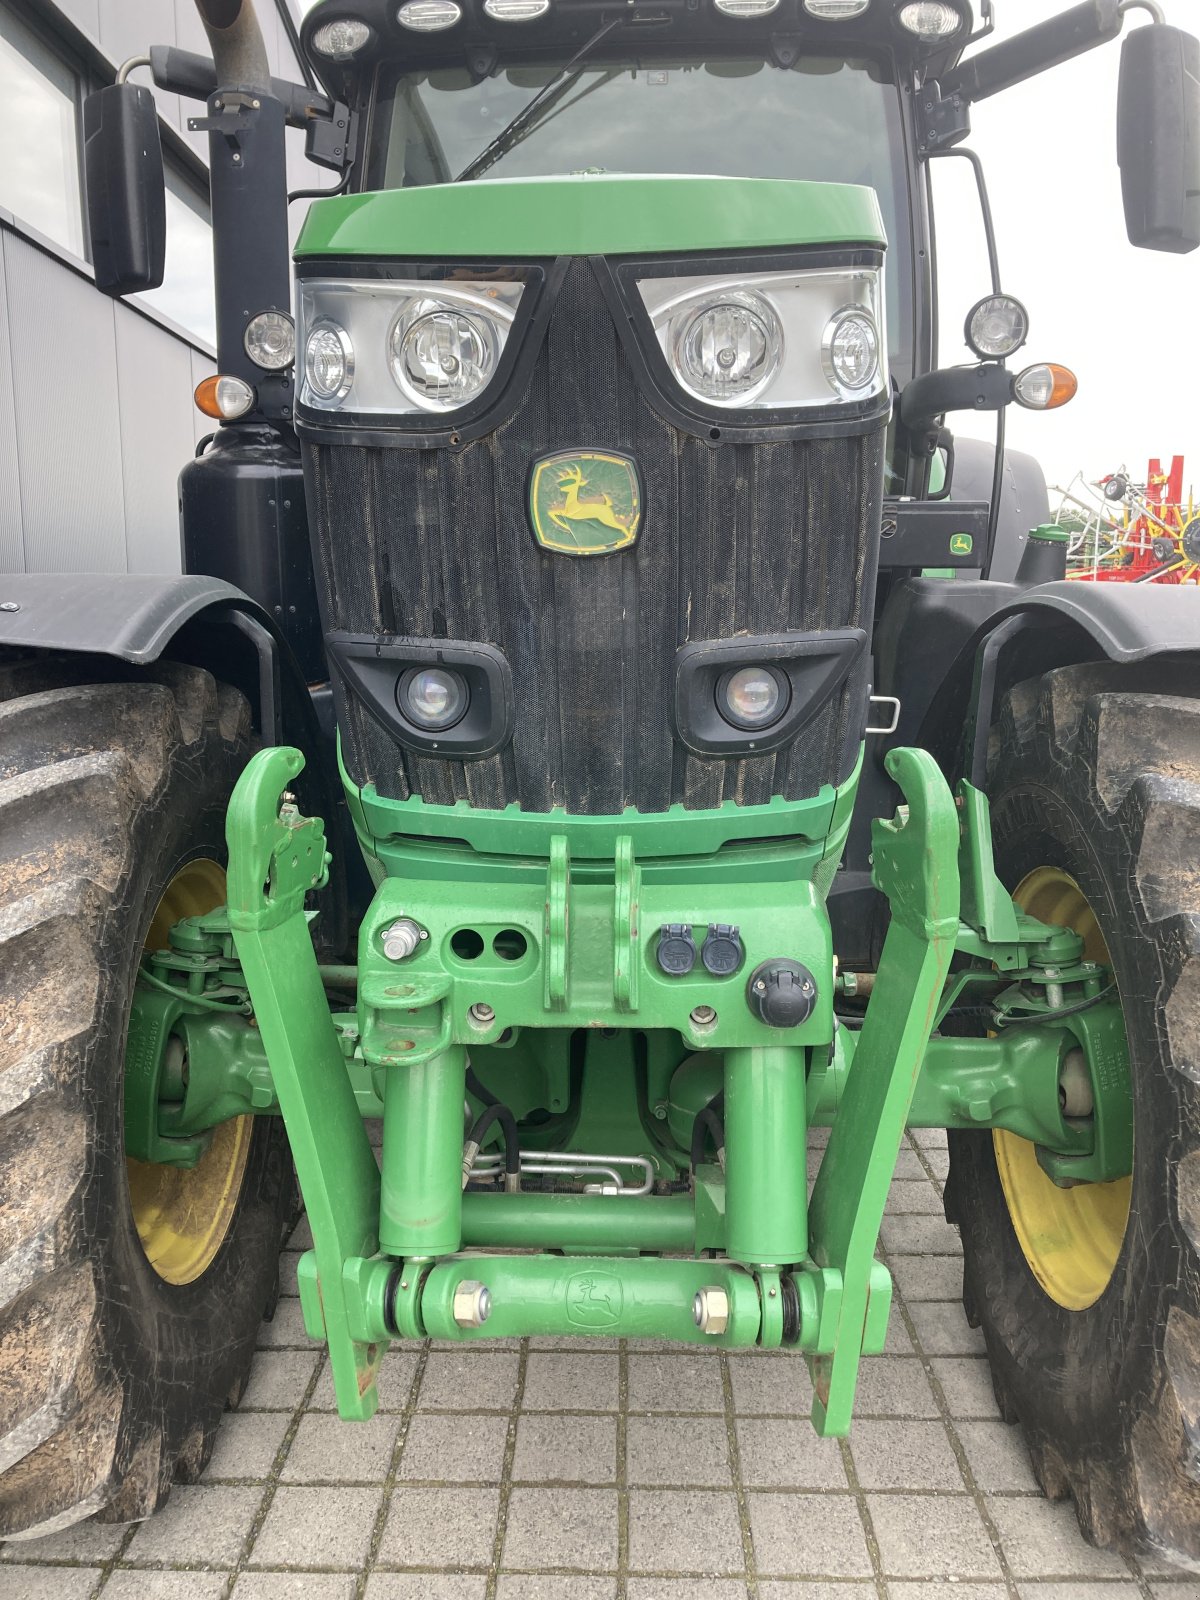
[306,258,884,815]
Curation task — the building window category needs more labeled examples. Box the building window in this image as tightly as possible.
[0,4,85,257]
[136,166,217,349]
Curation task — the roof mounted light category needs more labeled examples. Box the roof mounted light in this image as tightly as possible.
[397,0,462,31]
[483,0,550,16]
[804,0,870,17]
[311,17,374,58]
[896,2,964,39]
[716,0,782,15]
[965,294,1029,361]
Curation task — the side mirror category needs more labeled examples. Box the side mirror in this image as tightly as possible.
[82,83,167,296]
[1118,24,1200,255]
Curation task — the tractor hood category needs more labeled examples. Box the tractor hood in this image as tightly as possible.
[294,174,886,260]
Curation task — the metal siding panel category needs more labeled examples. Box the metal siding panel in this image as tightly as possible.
[53,0,100,45]
[173,0,212,160]
[5,237,125,572]
[98,0,183,134]
[191,348,215,448]
[115,306,190,574]
[0,232,26,572]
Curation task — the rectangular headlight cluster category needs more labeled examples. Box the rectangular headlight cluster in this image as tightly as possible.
[636,266,888,411]
[296,277,526,415]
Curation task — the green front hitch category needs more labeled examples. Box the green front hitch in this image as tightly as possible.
[116,743,1132,1434]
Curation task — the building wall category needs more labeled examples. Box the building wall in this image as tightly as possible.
[0,0,313,578]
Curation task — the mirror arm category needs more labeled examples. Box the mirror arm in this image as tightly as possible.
[899,364,1014,451]
[146,45,335,130]
[943,1,1125,102]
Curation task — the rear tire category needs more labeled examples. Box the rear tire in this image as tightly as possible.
[947,662,1200,1568]
[0,660,292,1538]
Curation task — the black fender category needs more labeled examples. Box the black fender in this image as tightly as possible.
[0,571,351,951]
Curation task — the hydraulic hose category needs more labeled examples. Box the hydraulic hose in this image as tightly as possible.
[463,1102,521,1192]
[690,1092,726,1174]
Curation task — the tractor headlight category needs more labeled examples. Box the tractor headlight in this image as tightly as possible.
[639,266,887,412]
[297,278,524,415]
[398,666,470,731]
[389,302,501,411]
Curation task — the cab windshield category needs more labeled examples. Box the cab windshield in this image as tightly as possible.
[368,51,913,395]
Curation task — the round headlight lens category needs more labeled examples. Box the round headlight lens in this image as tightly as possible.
[398,666,469,731]
[897,2,963,39]
[803,0,869,17]
[244,310,295,372]
[673,293,782,406]
[390,303,500,411]
[311,18,373,57]
[397,0,462,29]
[717,665,791,731]
[823,308,880,394]
[965,294,1029,360]
[305,321,354,403]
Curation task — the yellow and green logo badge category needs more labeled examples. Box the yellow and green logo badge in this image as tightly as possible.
[528,450,642,556]
[950,532,975,557]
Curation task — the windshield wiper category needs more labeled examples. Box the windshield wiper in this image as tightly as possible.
[454,16,624,183]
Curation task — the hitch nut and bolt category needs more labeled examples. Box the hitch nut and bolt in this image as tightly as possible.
[452,1279,492,1329]
[382,918,426,962]
[690,1005,718,1028]
[693,1286,730,1336]
[469,1003,496,1026]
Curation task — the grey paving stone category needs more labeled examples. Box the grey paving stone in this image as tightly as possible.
[239,1350,321,1411]
[927,1149,951,1179]
[990,1495,1132,1579]
[429,1338,523,1351]
[399,1413,509,1483]
[496,1581,615,1600]
[881,1214,963,1256]
[727,1352,813,1416]
[748,1491,873,1578]
[105,1574,229,1599]
[931,1357,1002,1419]
[735,1418,846,1489]
[913,1127,949,1150]
[204,1410,291,1481]
[892,1149,933,1180]
[626,1414,731,1487]
[908,1301,987,1356]
[522,1353,619,1413]
[311,1349,420,1413]
[288,1216,313,1250]
[1148,1582,1200,1597]
[233,1578,356,1600]
[364,1580,487,1600]
[124,1484,265,1567]
[281,1411,401,1483]
[957,1419,1039,1492]
[527,1337,621,1351]
[758,1586,877,1600]
[0,1570,101,1599]
[626,1352,725,1414]
[889,1253,963,1302]
[886,1587,1008,1600]
[377,1485,500,1570]
[628,1581,747,1599]
[257,1298,319,1350]
[867,1493,1002,1579]
[501,1486,618,1571]
[882,1313,917,1356]
[854,1356,940,1418]
[849,1419,965,1491]
[511,1413,618,1484]
[885,1181,948,1215]
[627,1488,745,1575]
[277,1251,302,1297]
[418,1349,521,1412]
[1015,1585,1139,1598]
[0,1515,126,1562]
[249,1485,382,1569]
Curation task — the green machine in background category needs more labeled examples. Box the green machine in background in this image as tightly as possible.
[2,0,1200,1569]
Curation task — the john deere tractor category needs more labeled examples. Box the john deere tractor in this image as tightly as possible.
[2,0,1199,1564]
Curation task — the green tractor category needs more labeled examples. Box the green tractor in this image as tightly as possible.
[2,0,1199,1564]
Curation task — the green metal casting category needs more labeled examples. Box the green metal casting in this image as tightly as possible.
[724,1047,808,1267]
[296,174,886,260]
[379,1046,467,1258]
[461,1192,697,1253]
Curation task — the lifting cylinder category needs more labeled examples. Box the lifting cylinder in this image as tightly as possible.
[378,1045,467,1258]
[724,1045,808,1265]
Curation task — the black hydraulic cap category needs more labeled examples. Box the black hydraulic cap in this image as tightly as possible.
[746,960,818,1028]
[657,924,698,976]
[701,924,744,976]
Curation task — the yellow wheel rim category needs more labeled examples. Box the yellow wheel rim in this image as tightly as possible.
[993,867,1132,1312]
[126,859,252,1287]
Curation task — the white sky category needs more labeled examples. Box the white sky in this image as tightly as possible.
[302,0,1199,493]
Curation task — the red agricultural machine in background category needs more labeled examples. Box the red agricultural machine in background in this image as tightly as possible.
[1058,455,1200,583]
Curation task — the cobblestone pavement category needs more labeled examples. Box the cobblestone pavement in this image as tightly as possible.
[4,1128,1199,1599]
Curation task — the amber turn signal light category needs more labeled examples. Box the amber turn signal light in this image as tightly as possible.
[194,374,256,421]
[1012,363,1078,411]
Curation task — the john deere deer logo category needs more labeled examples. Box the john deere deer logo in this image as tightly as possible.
[528,451,642,556]
[566,1271,623,1328]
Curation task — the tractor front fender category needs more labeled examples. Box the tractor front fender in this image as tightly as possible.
[888,578,1200,789]
[0,571,293,740]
